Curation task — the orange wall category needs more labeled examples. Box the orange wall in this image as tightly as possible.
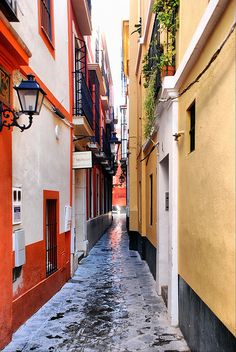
[0,18,30,346]
[113,186,126,207]
[12,190,71,332]
[0,129,12,349]
[112,163,127,207]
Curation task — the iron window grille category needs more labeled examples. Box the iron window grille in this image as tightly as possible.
[150,174,153,225]
[40,0,52,42]
[189,101,196,153]
[148,16,162,96]
[46,199,57,276]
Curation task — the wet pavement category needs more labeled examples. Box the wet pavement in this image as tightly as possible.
[3,215,189,352]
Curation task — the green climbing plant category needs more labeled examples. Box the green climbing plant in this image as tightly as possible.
[152,0,179,69]
[144,72,157,138]
[152,0,179,32]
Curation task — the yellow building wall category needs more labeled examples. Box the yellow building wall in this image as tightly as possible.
[178,1,235,335]
[128,0,140,231]
[145,137,157,247]
[177,0,209,65]
[122,21,129,77]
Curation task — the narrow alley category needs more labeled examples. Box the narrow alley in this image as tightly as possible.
[3,216,189,352]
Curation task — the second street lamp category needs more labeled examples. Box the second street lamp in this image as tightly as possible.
[110,132,121,155]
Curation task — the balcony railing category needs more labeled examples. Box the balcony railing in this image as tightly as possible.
[89,70,100,144]
[102,128,111,159]
[0,0,19,22]
[74,41,93,128]
[148,16,162,96]
[104,73,110,100]
[74,72,93,128]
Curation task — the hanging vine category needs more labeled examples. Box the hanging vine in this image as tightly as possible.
[142,0,179,139]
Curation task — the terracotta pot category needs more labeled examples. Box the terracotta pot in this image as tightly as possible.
[161,65,175,78]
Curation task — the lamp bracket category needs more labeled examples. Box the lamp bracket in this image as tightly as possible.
[0,103,33,132]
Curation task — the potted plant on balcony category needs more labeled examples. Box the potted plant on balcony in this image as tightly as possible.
[158,44,176,77]
[152,0,179,76]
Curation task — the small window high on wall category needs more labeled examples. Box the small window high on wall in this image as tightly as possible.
[188,101,196,153]
[38,0,54,57]
[150,174,153,226]
[40,0,52,41]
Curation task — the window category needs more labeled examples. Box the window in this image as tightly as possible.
[150,174,153,226]
[189,101,196,152]
[38,0,54,57]
[138,181,141,222]
[46,199,57,276]
[96,172,100,216]
[0,0,19,22]
[88,169,93,219]
[40,0,52,41]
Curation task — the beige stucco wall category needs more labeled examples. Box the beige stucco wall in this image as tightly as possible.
[178,0,235,335]
[177,0,209,66]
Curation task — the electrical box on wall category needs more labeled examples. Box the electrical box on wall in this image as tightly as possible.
[14,229,26,267]
[64,205,72,232]
[12,187,22,225]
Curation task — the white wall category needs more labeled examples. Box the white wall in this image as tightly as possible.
[12,0,70,111]
[12,0,71,245]
[156,84,179,326]
[12,100,71,244]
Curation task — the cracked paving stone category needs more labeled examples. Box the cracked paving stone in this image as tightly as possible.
[3,215,189,352]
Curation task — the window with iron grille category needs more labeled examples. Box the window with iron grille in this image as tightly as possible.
[150,174,153,226]
[40,0,52,42]
[189,101,196,153]
[46,199,57,276]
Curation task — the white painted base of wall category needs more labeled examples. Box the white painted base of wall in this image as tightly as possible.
[156,87,179,327]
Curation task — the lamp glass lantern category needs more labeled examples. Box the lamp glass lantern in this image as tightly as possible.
[110,132,121,155]
[14,74,46,115]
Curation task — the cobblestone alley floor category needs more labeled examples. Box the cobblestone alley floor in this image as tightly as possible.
[3,215,189,352]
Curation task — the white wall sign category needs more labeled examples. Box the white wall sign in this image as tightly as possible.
[64,205,72,232]
[73,151,92,169]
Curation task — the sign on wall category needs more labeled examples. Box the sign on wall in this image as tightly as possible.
[64,205,72,232]
[73,151,92,169]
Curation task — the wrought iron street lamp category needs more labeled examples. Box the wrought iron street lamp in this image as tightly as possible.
[0,74,46,132]
[110,132,121,154]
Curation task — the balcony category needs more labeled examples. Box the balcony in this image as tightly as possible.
[71,0,92,36]
[102,128,111,160]
[0,0,19,22]
[88,64,106,96]
[73,72,94,138]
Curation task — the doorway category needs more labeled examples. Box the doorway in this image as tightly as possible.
[157,154,169,306]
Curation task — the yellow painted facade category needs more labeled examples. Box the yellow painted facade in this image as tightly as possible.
[177,0,209,64]
[144,135,157,247]
[127,0,235,338]
[128,0,139,232]
[178,0,236,335]
[128,0,158,247]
